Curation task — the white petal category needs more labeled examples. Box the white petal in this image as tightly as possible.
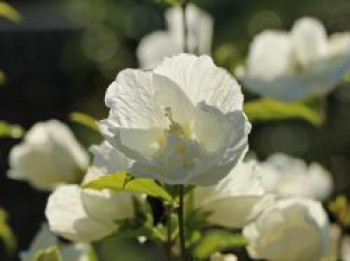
[46,185,116,242]
[153,73,195,126]
[192,161,265,228]
[136,31,182,69]
[7,120,89,191]
[189,106,251,185]
[83,141,129,184]
[259,154,333,201]
[243,198,330,261]
[323,33,350,84]
[81,189,134,225]
[291,17,328,68]
[246,30,292,79]
[104,69,166,129]
[154,54,244,113]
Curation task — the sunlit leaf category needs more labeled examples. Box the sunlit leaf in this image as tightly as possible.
[34,246,63,261]
[328,195,350,226]
[70,112,99,131]
[0,2,21,22]
[0,121,24,138]
[0,70,6,85]
[0,208,16,254]
[83,173,173,202]
[193,230,247,259]
[244,98,324,126]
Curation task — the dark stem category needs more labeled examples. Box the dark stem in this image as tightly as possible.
[181,0,189,53]
[178,185,186,261]
[166,204,172,261]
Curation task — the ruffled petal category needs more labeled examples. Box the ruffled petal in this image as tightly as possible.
[154,54,243,113]
[46,185,116,242]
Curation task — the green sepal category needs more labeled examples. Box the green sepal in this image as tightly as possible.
[0,208,17,254]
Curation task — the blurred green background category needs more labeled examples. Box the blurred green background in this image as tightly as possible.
[1,0,350,260]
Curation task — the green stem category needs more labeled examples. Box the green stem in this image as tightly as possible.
[178,185,186,261]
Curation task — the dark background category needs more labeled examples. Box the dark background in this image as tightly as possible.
[1,0,350,260]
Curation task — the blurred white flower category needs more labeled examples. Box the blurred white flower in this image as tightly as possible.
[137,4,213,68]
[100,54,251,186]
[8,120,89,191]
[243,197,330,261]
[321,224,341,261]
[46,141,134,242]
[191,161,266,228]
[258,153,333,201]
[210,252,238,261]
[237,17,350,101]
[21,223,91,261]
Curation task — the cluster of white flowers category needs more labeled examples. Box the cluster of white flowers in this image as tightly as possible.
[6,3,350,261]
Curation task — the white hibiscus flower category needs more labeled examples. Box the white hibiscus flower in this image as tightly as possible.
[137,4,213,68]
[46,141,134,242]
[191,161,266,228]
[100,54,251,186]
[237,17,350,101]
[8,120,89,191]
[258,153,333,201]
[243,197,330,261]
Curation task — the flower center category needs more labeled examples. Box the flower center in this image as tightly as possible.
[164,106,185,136]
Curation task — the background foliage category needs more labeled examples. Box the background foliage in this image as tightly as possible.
[1,0,350,260]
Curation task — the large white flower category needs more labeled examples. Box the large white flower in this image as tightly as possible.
[8,120,89,191]
[258,153,333,201]
[137,4,213,68]
[243,198,330,261]
[46,141,134,242]
[100,54,251,186]
[191,161,266,228]
[237,17,350,101]
[21,223,92,261]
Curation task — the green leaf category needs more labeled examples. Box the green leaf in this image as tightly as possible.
[34,246,63,261]
[0,2,21,22]
[244,98,324,126]
[70,112,99,131]
[0,208,16,254]
[83,173,173,202]
[0,121,24,138]
[0,70,6,85]
[193,230,247,259]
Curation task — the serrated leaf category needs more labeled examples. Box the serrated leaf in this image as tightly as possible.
[34,246,63,261]
[0,208,16,254]
[193,230,247,259]
[0,2,21,22]
[70,112,99,131]
[244,98,324,126]
[83,173,173,202]
[0,121,24,138]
